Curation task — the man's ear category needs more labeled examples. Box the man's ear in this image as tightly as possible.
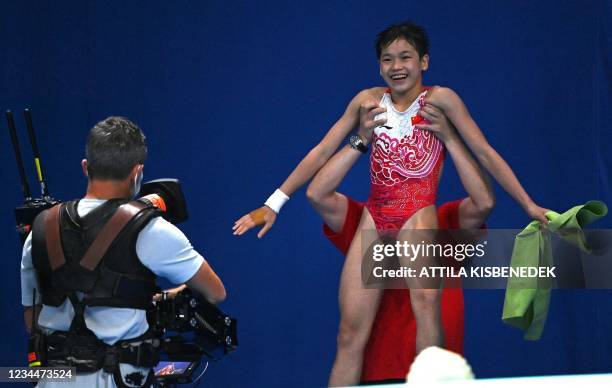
[131,164,144,178]
[81,159,88,177]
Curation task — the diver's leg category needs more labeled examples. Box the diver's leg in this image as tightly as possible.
[329,207,383,386]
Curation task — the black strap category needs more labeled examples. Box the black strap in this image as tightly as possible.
[67,292,88,333]
[46,326,159,384]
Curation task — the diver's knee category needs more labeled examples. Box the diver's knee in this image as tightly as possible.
[336,318,368,351]
[411,289,441,311]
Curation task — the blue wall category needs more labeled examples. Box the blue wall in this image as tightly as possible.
[1,1,610,387]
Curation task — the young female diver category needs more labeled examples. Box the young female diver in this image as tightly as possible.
[234,21,548,385]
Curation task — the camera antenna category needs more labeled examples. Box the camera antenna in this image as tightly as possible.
[6,109,58,243]
[24,109,51,198]
[6,110,32,201]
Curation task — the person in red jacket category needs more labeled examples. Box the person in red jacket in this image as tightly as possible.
[306,101,494,384]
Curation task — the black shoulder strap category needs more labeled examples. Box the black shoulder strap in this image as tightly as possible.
[79,201,149,271]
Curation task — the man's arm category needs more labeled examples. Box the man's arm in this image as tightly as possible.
[233,89,382,238]
[306,101,386,232]
[186,261,226,304]
[306,146,360,233]
[418,103,495,229]
[445,135,495,229]
[138,218,226,305]
[21,233,42,333]
[154,263,226,305]
[425,87,547,224]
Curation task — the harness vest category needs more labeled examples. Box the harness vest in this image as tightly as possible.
[31,199,160,310]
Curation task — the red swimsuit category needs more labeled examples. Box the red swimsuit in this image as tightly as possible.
[366,88,445,235]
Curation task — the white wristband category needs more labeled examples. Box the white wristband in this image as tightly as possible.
[264,189,290,214]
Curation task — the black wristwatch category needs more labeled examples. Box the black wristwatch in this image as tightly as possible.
[349,134,369,153]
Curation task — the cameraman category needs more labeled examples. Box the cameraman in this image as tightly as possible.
[20,116,226,387]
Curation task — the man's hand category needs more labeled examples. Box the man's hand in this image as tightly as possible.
[153,284,187,302]
[357,100,386,144]
[233,206,277,238]
[23,305,41,334]
[415,103,457,142]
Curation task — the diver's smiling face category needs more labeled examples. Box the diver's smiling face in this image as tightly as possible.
[379,38,428,95]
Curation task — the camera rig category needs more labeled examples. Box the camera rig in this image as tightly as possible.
[149,288,238,385]
[6,109,59,243]
[6,109,237,386]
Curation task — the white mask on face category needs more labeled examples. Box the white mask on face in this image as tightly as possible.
[132,169,144,198]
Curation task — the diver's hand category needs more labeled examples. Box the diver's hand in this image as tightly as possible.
[233,206,277,238]
[526,202,550,225]
[358,100,387,144]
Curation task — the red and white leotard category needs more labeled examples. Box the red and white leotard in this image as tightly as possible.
[366,88,445,234]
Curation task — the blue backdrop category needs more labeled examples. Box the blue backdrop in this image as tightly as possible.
[1,1,610,387]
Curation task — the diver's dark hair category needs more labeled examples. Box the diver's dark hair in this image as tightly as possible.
[375,21,429,59]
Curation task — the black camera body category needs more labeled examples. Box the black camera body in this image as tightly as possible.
[149,288,238,361]
[149,289,238,385]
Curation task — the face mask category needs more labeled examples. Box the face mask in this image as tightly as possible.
[132,169,144,198]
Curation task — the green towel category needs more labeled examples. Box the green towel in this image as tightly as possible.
[502,201,608,340]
